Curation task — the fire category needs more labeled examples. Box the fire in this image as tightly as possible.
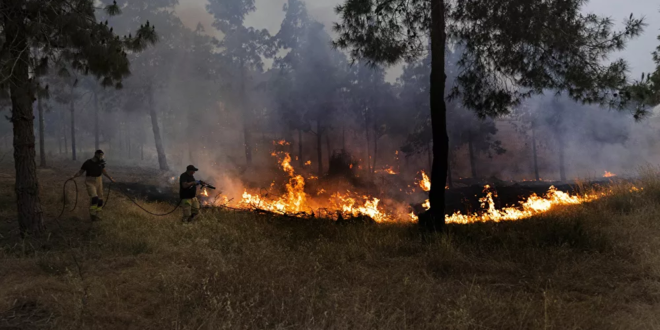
[305,160,312,166]
[375,166,398,175]
[604,171,616,178]
[422,199,430,210]
[199,140,617,225]
[444,185,602,224]
[274,140,290,146]
[235,145,397,222]
[418,171,431,192]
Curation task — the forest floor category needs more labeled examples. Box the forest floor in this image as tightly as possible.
[1,160,659,329]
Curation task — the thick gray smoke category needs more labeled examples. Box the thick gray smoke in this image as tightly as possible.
[1,0,660,210]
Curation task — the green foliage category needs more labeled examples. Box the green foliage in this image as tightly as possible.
[334,0,645,118]
[0,0,157,95]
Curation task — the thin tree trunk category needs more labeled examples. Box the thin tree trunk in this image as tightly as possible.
[69,84,76,161]
[558,135,566,181]
[58,134,62,154]
[468,136,477,178]
[239,60,252,166]
[342,126,346,151]
[5,5,44,235]
[447,148,453,188]
[364,111,371,173]
[317,121,323,176]
[188,141,195,165]
[373,113,381,173]
[141,143,144,161]
[425,0,448,231]
[94,90,100,150]
[63,112,68,156]
[148,90,169,171]
[427,141,432,171]
[298,128,303,168]
[532,123,540,181]
[325,132,332,171]
[37,96,46,167]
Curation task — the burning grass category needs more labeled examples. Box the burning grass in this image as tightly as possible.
[1,163,660,329]
[206,145,614,225]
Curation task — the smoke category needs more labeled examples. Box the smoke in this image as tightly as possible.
[2,0,660,221]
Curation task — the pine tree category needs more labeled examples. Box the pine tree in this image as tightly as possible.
[207,0,275,167]
[0,0,156,236]
[333,0,644,231]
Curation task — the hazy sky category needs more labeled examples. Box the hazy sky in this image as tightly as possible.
[176,0,660,82]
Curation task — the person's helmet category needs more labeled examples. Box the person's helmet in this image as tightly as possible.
[186,165,199,172]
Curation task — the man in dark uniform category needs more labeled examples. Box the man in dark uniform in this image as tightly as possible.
[71,150,116,221]
[180,165,202,223]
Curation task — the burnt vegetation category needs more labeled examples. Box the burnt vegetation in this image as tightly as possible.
[1,0,660,328]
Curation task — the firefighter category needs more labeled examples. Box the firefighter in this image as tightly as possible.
[71,150,116,221]
[180,165,202,223]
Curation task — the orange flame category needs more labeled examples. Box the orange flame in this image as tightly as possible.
[418,171,431,192]
[445,185,602,224]
[603,171,616,178]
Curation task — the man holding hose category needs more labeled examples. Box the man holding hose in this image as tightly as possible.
[71,150,116,221]
[180,165,208,223]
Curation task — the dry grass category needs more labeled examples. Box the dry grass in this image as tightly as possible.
[0,161,659,329]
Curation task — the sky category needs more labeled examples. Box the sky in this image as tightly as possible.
[176,0,660,82]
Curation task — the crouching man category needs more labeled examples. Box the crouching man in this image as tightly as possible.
[180,165,202,223]
[71,150,116,221]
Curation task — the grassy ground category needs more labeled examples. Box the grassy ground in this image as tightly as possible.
[0,161,659,329]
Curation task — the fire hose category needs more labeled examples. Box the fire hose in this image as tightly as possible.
[56,179,180,218]
[55,179,229,219]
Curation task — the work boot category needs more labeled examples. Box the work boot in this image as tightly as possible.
[188,214,198,223]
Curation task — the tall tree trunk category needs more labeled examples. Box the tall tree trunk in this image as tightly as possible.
[37,96,46,167]
[70,87,76,161]
[94,90,100,150]
[532,122,540,181]
[425,0,448,231]
[127,130,132,159]
[141,143,144,161]
[58,134,62,154]
[148,90,169,171]
[188,141,195,165]
[468,136,477,178]
[63,112,68,156]
[325,133,332,171]
[5,5,44,235]
[316,121,323,176]
[427,141,432,171]
[342,126,346,151]
[447,148,453,189]
[373,118,379,173]
[364,111,371,173]
[239,61,252,166]
[298,128,303,168]
[558,134,566,181]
